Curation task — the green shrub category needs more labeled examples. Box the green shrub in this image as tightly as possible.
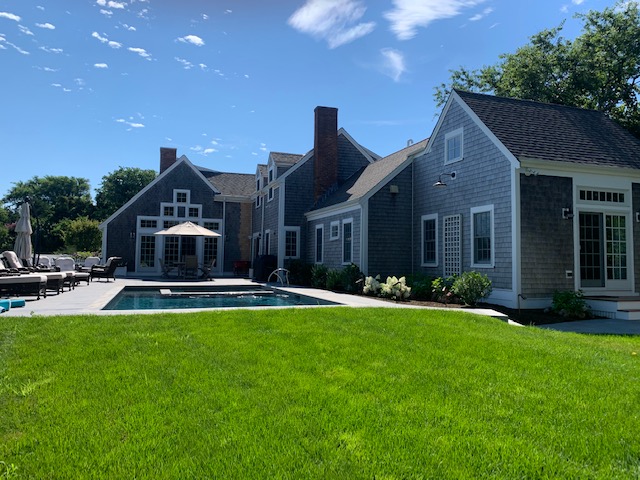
[552,290,591,319]
[407,273,433,300]
[311,264,328,289]
[286,260,312,286]
[431,275,458,303]
[341,263,364,294]
[451,271,492,306]
[326,269,343,291]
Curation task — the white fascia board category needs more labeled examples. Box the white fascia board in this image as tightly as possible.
[519,157,640,179]
[214,195,253,204]
[271,151,313,184]
[98,155,219,229]
[305,203,360,221]
[452,91,520,169]
[338,128,377,164]
[360,156,415,205]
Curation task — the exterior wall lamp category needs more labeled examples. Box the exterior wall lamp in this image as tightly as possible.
[433,172,456,187]
[562,208,574,220]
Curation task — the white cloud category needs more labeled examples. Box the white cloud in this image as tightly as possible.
[203,148,216,154]
[0,12,21,22]
[385,0,486,40]
[128,46,151,59]
[288,0,375,49]
[560,5,569,13]
[94,63,109,68]
[42,66,58,72]
[177,34,205,46]
[36,22,55,29]
[380,48,406,82]
[96,0,107,5]
[108,1,126,8]
[572,0,585,4]
[39,46,63,53]
[469,7,493,21]
[121,23,136,31]
[19,25,34,36]
[202,13,209,20]
[92,31,122,48]
[115,117,145,129]
[100,10,113,17]
[175,57,193,69]
[199,63,207,70]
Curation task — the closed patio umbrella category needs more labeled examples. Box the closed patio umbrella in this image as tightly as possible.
[154,221,220,237]
[14,202,33,264]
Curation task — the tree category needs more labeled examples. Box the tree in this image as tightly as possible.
[95,167,156,220]
[2,175,94,253]
[435,1,640,136]
[53,216,102,253]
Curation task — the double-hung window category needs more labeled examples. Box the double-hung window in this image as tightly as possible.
[445,128,463,164]
[342,219,353,264]
[330,221,340,240]
[471,205,494,267]
[421,214,438,266]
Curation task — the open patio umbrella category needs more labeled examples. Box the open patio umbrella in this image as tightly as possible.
[14,202,33,263]
[154,221,221,237]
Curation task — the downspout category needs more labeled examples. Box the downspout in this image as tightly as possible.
[411,158,415,276]
[222,199,227,275]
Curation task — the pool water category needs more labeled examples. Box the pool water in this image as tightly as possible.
[102,285,338,310]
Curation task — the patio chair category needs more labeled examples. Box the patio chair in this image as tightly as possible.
[76,256,101,273]
[90,257,122,282]
[159,258,176,278]
[183,255,198,279]
[1,251,32,273]
[199,258,216,280]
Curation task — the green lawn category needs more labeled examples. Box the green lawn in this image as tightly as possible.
[1,307,639,479]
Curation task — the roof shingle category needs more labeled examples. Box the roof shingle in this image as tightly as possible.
[456,90,640,169]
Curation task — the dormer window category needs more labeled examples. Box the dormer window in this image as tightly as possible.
[268,165,275,184]
[445,128,463,164]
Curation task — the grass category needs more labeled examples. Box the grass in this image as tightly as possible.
[1,307,639,479]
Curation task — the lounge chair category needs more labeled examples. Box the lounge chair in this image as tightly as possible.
[0,273,47,299]
[2,251,66,294]
[56,256,89,286]
[90,257,121,282]
[199,258,216,280]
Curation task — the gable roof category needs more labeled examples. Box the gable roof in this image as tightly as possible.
[99,155,218,229]
[455,89,640,169]
[199,170,255,197]
[269,152,304,167]
[312,138,429,211]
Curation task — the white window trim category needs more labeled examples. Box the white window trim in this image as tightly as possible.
[268,186,274,202]
[329,220,340,240]
[421,214,438,267]
[342,218,353,265]
[268,164,275,184]
[174,189,190,204]
[264,229,271,255]
[315,224,324,264]
[284,226,300,259]
[470,204,494,268]
[255,194,261,208]
[444,127,464,165]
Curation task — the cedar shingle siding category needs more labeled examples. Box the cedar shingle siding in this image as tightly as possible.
[520,175,574,297]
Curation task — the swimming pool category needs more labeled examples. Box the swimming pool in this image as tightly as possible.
[102,285,339,310]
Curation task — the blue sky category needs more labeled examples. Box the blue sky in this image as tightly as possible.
[0,0,619,199]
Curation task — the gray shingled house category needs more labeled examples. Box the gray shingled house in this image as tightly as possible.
[305,139,428,277]
[251,106,379,270]
[99,148,254,276]
[413,90,640,317]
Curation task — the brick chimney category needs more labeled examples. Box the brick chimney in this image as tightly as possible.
[160,147,177,174]
[313,106,338,202]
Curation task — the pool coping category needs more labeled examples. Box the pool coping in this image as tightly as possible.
[0,276,509,320]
